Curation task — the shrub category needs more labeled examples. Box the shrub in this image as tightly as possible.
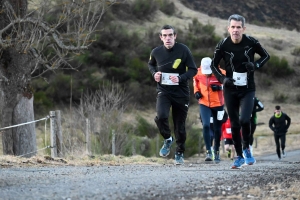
[131,0,158,20]
[296,94,300,103]
[135,115,158,138]
[259,55,294,77]
[273,91,288,103]
[260,78,272,88]
[291,47,300,56]
[157,0,176,16]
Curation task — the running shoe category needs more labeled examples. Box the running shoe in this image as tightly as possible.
[174,152,184,165]
[249,145,253,155]
[159,137,173,157]
[231,156,245,169]
[227,149,231,158]
[214,151,220,163]
[243,148,256,165]
[282,150,286,158]
[205,150,213,161]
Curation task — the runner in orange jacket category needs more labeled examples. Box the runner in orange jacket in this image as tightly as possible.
[193,57,226,162]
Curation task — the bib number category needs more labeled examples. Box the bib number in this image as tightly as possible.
[233,72,247,86]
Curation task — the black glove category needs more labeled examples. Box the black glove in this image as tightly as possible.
[222,77,235,87]
[194,92,203,100]
[211,84,222,91]
[245,62,255,72]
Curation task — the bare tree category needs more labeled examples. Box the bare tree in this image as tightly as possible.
[73,81,130,155]
[0,0,125,156]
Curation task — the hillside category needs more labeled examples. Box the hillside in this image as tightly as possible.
[29,0,300,135]
[130,0,300,135]
[181,0,300,32]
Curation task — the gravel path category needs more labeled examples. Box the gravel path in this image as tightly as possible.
[1,150,300,200]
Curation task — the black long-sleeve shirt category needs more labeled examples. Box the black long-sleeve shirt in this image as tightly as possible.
[211,34,270,91]
[251,97,264,124]
[269,112,291,135]
[148,43,197,97]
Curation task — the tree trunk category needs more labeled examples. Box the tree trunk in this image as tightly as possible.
[0,48,36,157]
[0,0,37,157]
[13,96,36,156]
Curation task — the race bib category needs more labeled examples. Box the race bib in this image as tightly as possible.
[161,73,179,85]
[217,110,224,120]
[233,72,247,86]
[226,128,232,134]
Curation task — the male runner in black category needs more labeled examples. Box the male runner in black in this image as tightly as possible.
[269,105,291,160]
[211,14,270,169]
[148,25,197,165]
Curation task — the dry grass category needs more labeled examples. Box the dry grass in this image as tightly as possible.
[0,154,170,168]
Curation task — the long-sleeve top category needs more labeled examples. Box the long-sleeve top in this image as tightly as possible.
[148,43,197,97]
[211,34,270,91]
[251,97,264,124]
[269,112,291,135]
[193,67,225,108]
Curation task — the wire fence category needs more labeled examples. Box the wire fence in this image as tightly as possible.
[0,114,53,157]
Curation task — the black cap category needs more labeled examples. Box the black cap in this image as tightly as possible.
[275,105,281,110]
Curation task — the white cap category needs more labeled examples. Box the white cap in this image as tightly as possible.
[200,57,212,74]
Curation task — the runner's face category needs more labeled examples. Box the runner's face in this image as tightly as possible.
[275,109,281,114]
[160,29,176,49]
[228,20,245,43]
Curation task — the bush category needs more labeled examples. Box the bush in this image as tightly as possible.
[291,47,300,56]
[131,0,158,20]
[135,115,158,138]
[157,0,176,16]
[273,91,288,103]
[259,55,294,77]
[296,94,300,103]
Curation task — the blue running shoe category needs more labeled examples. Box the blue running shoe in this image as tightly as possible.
[230,156,245,169]
[214,151,220,163]
[174,152,184,165]
[243,148,256,165]
[159,138,173,157]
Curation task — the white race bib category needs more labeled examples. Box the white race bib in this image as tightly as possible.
[217,110,224,120]
[161,73,179,85]
[226,128,232,134]
[233,72,247,86]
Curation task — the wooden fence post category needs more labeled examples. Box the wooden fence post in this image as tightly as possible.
[50,111,57,158]
[55,110,63,157]
[112,129,115,155]
[132,138,136,156]
[85,118,91,155]
[50,110,63,157]
[156,135,159,157]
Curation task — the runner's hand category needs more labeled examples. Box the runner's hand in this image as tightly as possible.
[222,77,235,87]
[245,62,255,72]
[194,92,203,100]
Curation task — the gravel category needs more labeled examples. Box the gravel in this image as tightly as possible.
[1,150,300,200]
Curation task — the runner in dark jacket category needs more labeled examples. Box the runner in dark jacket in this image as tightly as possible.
[211,14,270,169]
[249,97,264,154]
[269,105,291,160]
[148,25,197,165]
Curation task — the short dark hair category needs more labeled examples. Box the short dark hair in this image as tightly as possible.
[228,14,246,27]
[159,25,176,35]
[275,105,281,110]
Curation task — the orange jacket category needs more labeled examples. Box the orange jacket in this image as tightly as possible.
[193,66,225,107]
